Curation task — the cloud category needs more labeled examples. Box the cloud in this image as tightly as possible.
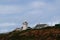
[0,29,14,33]
[26,1,56,15]
[0,0,60,33]
[0,1,57,14]
[0,5,24,14]
[28,1,47,9]
[23,1,47,16]
[47,16,60,26]
[0,22,17,33]
[27,1,60,17]
[0,29,9,33]
[0,23,16,27]
[0,0,20,2]
[47,21,59,26]
[20,1,60,23]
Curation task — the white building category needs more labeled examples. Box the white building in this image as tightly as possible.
[22,21,28,30]
[34,24,48,29]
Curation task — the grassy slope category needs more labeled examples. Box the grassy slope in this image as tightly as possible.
[0,26,60,40]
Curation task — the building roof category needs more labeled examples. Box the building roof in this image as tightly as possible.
[36,24,47,27]
[23,21,28,24]
[34,24,48,29]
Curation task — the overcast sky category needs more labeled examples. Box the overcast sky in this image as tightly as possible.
[0,0,60,33]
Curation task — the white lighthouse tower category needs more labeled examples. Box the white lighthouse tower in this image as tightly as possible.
[22,21,28,30]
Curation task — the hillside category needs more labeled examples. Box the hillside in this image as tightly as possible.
[0,26,60,40]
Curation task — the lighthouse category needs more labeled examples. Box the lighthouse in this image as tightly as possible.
[22,21,28,30]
